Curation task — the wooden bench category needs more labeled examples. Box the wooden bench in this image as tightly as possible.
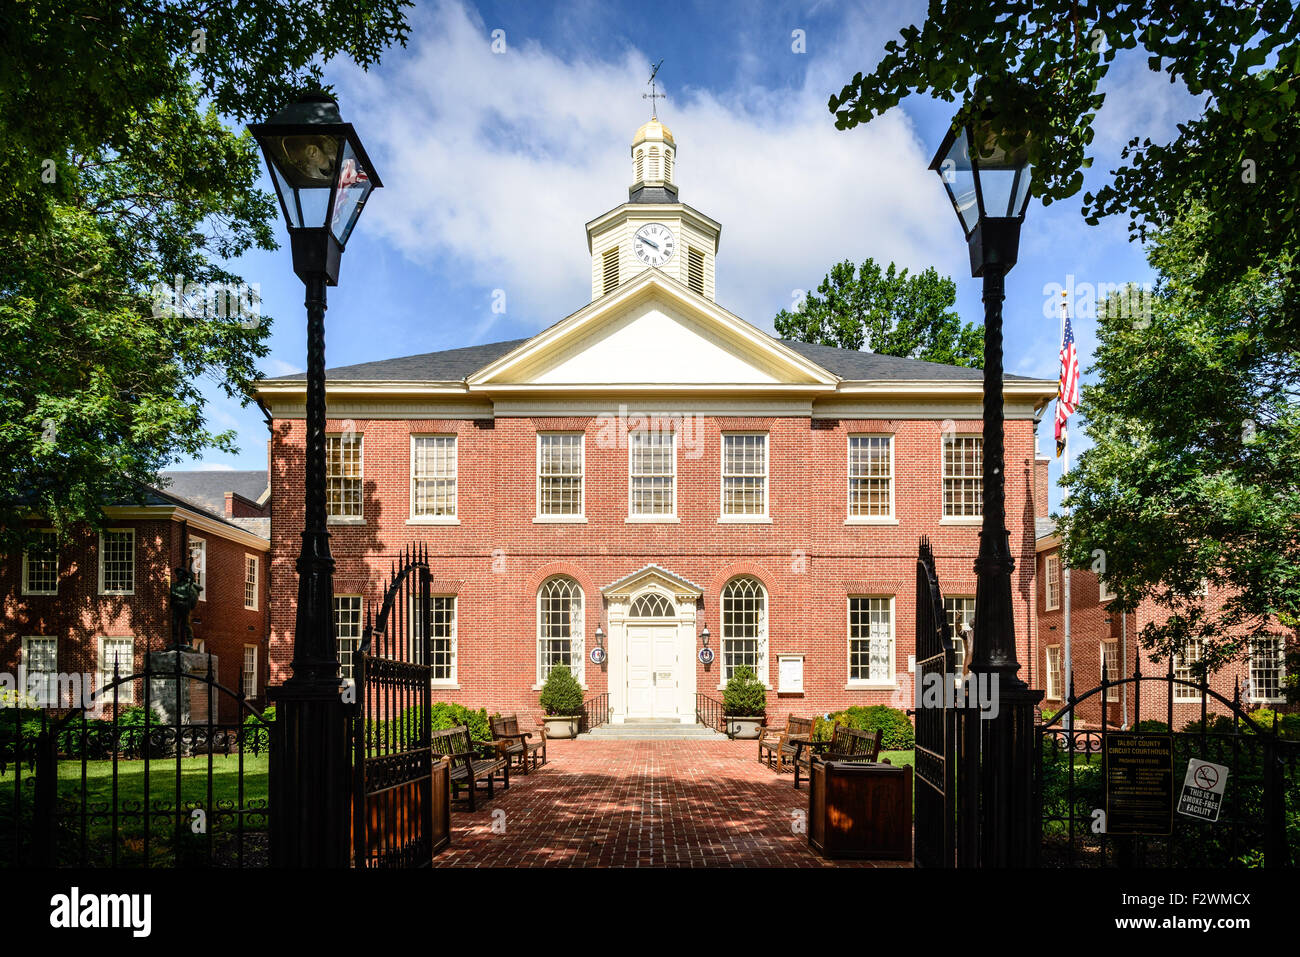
[794,725,884,790]
[757,715,815,772]
[489,713,547,774]
[430,724,509,811]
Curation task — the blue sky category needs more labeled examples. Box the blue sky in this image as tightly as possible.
[186,0,1200,513]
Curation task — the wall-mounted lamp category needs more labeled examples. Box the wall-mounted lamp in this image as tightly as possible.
[699,625,710,647]
[594,625,605,649]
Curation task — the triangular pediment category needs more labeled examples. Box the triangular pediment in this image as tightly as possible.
[467,270,838,390]
[602,564,703,600]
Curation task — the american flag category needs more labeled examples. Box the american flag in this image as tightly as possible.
[1055,294,1079,458]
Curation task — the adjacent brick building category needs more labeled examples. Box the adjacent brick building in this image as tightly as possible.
[1034,519,1293,729]
[1,476,272,716]
[257,119,1059,728]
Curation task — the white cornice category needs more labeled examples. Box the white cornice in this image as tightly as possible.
[102,507,270,550]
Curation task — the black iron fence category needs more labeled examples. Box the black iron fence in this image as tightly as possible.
[1,653,271,868]
[1036,658,1296,868]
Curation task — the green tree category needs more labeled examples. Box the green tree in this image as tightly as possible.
[0,1,411,549]
[774,258,983,367]
[1059,206,1298,690]
[828,3,1300,329]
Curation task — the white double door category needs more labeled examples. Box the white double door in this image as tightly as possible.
[625,624,678,719]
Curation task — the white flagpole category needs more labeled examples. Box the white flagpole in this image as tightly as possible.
[1060,291,1073,732]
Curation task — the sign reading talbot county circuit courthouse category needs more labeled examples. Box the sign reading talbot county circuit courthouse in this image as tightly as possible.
[1104,733,1174,835]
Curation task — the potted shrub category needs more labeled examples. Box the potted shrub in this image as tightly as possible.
[539,664,584,739]
[723,665,766,739]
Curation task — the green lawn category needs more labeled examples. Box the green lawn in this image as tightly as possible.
[57,754,269,807]
[881,749,914,769]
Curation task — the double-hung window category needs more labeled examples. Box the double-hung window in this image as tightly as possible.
[538,433,584,518]
[412,435,457,519]
[848,597,894,684]
[942,435,983,518]
[326,433,363,519]
[721,433,767,518]
[629,430,675,517]
[848,435,893,518]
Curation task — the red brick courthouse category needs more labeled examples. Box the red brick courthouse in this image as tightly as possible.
[257,119,1058,727]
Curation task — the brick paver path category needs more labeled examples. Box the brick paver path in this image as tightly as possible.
[434,738,911,867]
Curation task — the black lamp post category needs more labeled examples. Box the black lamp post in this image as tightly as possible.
[250,92,381,868]
[929,112,1043,867]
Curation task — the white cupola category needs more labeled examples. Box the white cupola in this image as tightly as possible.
[630,117,677,202]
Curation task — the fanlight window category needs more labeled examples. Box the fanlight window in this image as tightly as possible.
[722,576,765,680]
[629,593,674,617]
[539,576,583,682]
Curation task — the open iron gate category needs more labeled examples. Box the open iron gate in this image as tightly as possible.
[352,544,450,867]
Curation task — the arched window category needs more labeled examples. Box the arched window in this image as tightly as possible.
[647,146,660,181]
[538,576,583,683]
[635,148,645,182]
[629,593,674,617]
[721,577,765,681]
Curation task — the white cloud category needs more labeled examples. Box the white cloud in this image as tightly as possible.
[335,0,954,334]
[261,357,303,378]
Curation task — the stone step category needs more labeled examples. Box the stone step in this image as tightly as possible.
[578,722,731,741]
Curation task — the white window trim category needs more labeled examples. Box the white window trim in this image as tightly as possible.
[98,528,135,596]
[627,429,677,520]
[326,432,365,523]
[845,433,895,523]
[719,431,770,523]
[535,432,586,522]
[1101,640,1120,701]
[1248,637,1287,704]
[242,645,259,699]
[244,554,259,611]
[845,595,897,688]
[21,636,58,707]
[1045,645,1063,701]
[1173,640,1205,701]
[1044,554,1061,611]
[940,433,984,521]
[716,577,770,690]
[535,577,586,688]
[408,433,461,524]
[189,536,207,602]
[430,595,459,687]
[334,594,365,686]
[20,529,58,596]
[97,636,136,703]
[1098,576,1116,603]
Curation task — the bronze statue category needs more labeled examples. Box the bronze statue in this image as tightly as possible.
[170,561,201,650]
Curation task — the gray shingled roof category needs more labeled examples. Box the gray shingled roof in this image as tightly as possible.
[1036,517,1058,541]
[270,339,529,382]
[159,470,269,515]
[269,336,1032,384]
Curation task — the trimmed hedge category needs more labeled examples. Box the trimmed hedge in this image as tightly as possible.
[813,705,914,750]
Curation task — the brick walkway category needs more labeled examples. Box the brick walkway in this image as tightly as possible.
[434,738,911,868]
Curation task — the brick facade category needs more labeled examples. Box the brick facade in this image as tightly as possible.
[1034,537,1292,729]
[267,410,1047,728]
[2,500,271,717]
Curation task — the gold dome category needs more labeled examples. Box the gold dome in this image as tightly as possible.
[633,117,675,147]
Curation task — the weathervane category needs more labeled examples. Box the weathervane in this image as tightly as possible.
[643,58,665,118]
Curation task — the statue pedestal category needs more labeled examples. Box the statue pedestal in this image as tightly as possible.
[147,650,219,753]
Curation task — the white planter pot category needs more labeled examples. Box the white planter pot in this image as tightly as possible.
[726,716,764,740]
[544,716,581,739]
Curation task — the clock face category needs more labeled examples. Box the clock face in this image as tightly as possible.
[633,222,676,267]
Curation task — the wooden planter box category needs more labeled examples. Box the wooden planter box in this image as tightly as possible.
[808,760,912,861]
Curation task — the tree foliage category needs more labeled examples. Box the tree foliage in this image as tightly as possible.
[0,1,411,549]
[828,2,1300,325]
[774,258,983,368]
[1059,207,1298,687]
